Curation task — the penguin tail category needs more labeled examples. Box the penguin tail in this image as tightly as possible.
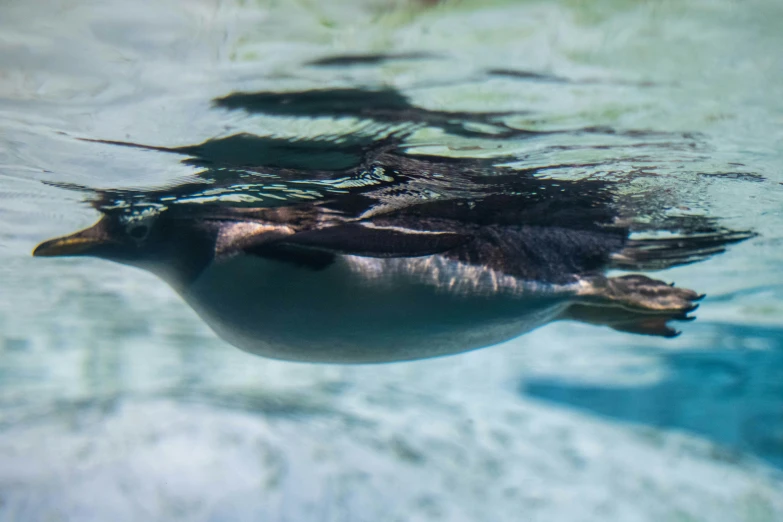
[609,229,754,271]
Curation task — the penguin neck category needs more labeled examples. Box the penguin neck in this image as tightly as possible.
[128,219,220,294]
[140,255,213,294]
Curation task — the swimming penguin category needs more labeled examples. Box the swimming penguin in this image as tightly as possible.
[33,153,742,363]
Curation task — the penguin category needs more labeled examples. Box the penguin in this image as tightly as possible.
[33,157,737,363]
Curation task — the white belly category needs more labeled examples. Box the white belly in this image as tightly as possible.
[180,254,574,363]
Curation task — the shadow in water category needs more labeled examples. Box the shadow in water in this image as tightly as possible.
[306,52,440,67]
[213,87,531,138]
[522,324,783,468]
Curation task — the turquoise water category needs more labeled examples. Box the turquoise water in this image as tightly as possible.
[1,0,782,520]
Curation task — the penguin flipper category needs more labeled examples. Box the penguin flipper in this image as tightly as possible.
[281,223,469,258]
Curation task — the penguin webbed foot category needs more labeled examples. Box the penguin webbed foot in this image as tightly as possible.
[591,274,703,312]
[567,274,704,337]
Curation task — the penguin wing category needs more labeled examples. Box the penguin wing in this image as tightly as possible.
[281,222,469,257]
[242,221,470,270]
[242,219,626,283]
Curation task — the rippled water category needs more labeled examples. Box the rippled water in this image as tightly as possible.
[1,0,783,520]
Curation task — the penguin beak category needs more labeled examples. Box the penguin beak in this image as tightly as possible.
[33,219,116,257]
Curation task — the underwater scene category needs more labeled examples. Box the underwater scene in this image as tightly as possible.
[1,0,782,520]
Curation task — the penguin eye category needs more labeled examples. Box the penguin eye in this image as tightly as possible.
[128,224,150,240]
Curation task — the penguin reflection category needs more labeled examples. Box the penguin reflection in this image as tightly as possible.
[34,144,749,363]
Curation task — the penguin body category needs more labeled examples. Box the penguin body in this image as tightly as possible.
[34,200,706,363]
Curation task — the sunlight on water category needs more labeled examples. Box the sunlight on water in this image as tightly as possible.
[1,0,782,520]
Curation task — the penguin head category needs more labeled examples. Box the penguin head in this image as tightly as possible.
[33,207,216,290]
